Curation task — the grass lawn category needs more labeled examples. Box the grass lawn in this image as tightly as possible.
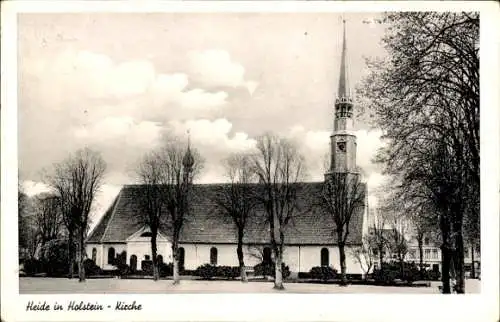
[19,277,481,294]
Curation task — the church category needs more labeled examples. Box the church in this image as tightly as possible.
[85,22,370,276]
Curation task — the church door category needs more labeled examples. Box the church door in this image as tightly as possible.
[130,255,137,272]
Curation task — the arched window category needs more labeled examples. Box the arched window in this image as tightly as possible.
[107,247,115,264]
[121,251,127,265]
[91,248,97,262]
[210,247,218,265]
[263,247,272,264]
[157,255,163,264]
[321,248,329,267]
[178,247,185,270]
[130,255,137,272]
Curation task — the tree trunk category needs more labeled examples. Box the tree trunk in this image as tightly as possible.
[418,238,424,274]
[151,233,159,281]
[399,257,404,282]
[172,239,180,285]
[453,223,465,294]
[273,246,284,290]
[338,241,348,286]
[67,229,74,279]
[441,245,452,294]
[237,230,247,283]
[379,247,384,272]
[78,228,85,282]
[470,245,475,279]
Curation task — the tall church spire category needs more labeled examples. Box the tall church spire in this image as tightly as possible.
[327,18,357,175]
[338,19,350,100]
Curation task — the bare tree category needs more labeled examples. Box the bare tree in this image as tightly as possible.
[320,172,365,285]
[251,133,306,290]
[33,193,63,246]
[367,208,388,271]
[351,237,375,280]
[46,148,106,282]
[386,211,410,277]
[213,153,257,282]
[134,150,170,281]
[160,138,203,285]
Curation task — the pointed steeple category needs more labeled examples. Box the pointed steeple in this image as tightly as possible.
[183,129,194,170]
[338,19,350,100]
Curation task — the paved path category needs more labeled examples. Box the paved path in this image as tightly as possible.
[19,278,481,294]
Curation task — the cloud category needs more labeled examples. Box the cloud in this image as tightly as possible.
[169,118,257,152]
[24,48,229,117]
[73,116,163,147]
[188,49,258,94]
[22,180,52,197]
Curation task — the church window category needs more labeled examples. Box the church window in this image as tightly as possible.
[210,247,218,265]
[178,247,185,269]
[157,255,163,264]
[263,247,272,264]
[107,247,115,264]
[321,248,329,267]
[92,248,97,262]
[424,237,430,245]
[145,255,150,260]
[337,142,346,152]
[140,231,153,237]
[120,251,127,264]
[130,255,137,271]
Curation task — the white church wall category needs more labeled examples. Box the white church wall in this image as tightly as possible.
[96,243,127,270]
[85,243,103,267]
[127,240,172,265]
[298,246,363,274]
[283,246,300,272]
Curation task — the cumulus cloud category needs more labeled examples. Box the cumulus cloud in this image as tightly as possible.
[73,117,163,147]
[188,49,258,95]
[25,48,229,117]
[22,180,52,197]
[169,118,257,152]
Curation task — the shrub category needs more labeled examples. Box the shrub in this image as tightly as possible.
[195,264,241,279]
[196,264,216,279]
[428,269,441,281]
[83,259,102,276]
[141,260,153,275]
[309,266,337,281]
[23,258,44,276]
[159,262,173,277]
[254,262,274,277]
[39,239,75,277]
[217,266,240,279]
[420,269,441,281]
[115,262,130,276]
[372,261,421,284]
[253,262,290,279]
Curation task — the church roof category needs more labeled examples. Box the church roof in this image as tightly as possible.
[86,182,366,246]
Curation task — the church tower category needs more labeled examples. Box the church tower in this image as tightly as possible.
[327,20,358,176]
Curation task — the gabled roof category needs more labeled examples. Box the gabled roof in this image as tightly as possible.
[86,182,366,246]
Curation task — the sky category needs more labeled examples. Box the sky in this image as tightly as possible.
[18,12,389,228]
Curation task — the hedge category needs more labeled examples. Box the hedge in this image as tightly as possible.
[253,262,291,279]
[195,264,240,279]
[309,266,338,281]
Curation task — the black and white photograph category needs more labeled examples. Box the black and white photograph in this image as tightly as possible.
[1,1,499,322]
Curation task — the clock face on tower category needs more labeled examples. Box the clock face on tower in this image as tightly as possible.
[337,142,346,152]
